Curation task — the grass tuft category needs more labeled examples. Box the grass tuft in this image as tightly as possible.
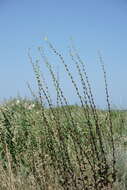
[0,41,126,189]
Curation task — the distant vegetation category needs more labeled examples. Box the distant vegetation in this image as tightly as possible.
[0,41,127,189]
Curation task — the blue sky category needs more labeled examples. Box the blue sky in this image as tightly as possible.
[0,0,127,108]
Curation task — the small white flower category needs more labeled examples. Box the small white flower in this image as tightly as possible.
[28,104,35,110]
[16,100,20,104]
[31,104,35,108]
[24,102,28,109]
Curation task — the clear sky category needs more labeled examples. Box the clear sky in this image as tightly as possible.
[0,0,127,108]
